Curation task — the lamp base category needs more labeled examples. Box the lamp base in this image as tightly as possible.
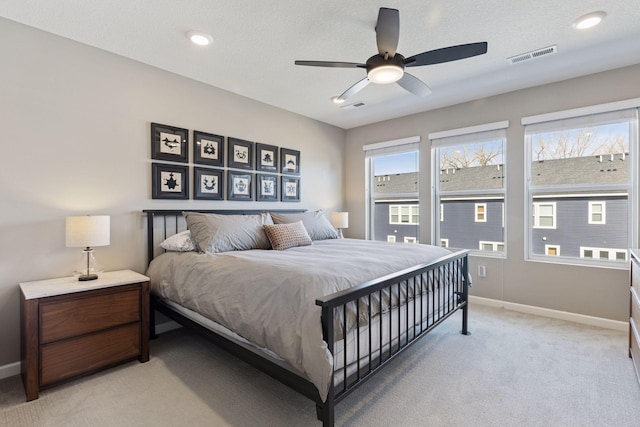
[78,273,98,281]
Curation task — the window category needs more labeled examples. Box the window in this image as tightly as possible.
[524,105,638,265]
[545,245,560,256]
[475,203,487,222]
[404,236,417,244]
[364,137,420,243]
[588,201,606,224]
[580,247,627,261]
[431,121,508,255]
[389,205,419,225]
[387,235,396,243]
[479,241,504,252]
[532,202,556,229]
[440,238,449,247]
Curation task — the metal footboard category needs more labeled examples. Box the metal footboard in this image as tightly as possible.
[315,250,469,426]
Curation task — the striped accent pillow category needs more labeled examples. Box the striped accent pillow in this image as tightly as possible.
[264,221,312,250]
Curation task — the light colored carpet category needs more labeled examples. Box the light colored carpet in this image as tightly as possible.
[1,304,639,426]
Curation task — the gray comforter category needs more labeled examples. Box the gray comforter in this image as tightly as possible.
[146,238,451,400]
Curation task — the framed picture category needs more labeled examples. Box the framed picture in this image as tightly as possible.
[152,163,189,199]
[256,174,278,202]
[281,148,300,175]
[256,143,278,172]
[194,131,224,167]
[151,123,188,163]
[227,171,253,201]
[281,176,300,202]
[193,167,224,200]
[228,137,254,170]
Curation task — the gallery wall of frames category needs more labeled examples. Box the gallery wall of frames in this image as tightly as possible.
[150,122,301,202]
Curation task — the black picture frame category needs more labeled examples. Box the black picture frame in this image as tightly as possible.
[256,143,278,172]
[281,176,300,202]
[194,131,224,167]
[228,137,254,170]
[227,171,253,201]
[280,148,300,175]
[256,174,279,202]
[151,123,188,163]
[193,167,224,200]
[152,163,189,199]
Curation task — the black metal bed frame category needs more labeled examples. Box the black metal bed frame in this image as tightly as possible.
[144,209,470,426]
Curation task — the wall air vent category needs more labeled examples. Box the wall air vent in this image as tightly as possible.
[341,102,365,110]
[507,45,558,65]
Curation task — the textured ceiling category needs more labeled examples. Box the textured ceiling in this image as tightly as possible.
[1,0,640,129]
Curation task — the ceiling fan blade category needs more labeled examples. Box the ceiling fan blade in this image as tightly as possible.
[294,60,365,68]
[337,77,370,102]
[397,73,432,97]
[405,42,488,67]
[376,7,399,57]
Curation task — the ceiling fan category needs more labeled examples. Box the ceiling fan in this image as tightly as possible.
[294,7,488,102]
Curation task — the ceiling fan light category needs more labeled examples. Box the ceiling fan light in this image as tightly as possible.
[331,96,345,104]
[572,11,606,30]
[368,65,404,84]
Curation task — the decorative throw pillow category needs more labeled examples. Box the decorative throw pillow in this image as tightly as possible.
[270,210,339,241]
[183,212,273,253]
[263,221,313,250]
[159,230,196,252]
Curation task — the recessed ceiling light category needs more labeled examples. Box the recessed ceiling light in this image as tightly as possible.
[186,31,213,46]
[572,11,606,30]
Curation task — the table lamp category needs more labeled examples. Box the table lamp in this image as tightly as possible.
[65,215,110,281]
[330,212,349,238]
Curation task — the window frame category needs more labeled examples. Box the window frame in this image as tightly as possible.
[475,203,487,222]
[523,104,638,268]
[430,121,508,258]
[532,202,556,229]
[389,204,419,225]
[588,201,606,225]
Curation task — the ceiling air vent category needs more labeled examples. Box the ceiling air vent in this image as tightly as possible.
[507,45,558,65]
[341,102,365,110]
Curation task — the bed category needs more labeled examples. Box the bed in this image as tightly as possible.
[144,209,470,426]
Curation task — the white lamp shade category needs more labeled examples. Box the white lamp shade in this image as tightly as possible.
[65,216,110,247]
[330,212,349,229]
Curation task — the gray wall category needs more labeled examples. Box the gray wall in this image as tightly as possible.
[0,19,345,367]
[345,63,640,322]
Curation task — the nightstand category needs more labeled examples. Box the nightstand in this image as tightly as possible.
[20,269,150,401]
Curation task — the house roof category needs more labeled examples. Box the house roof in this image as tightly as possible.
[374,153,628,194]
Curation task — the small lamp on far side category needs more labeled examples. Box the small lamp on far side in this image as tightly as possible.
[65,215,110,281]
[330,212,349,238]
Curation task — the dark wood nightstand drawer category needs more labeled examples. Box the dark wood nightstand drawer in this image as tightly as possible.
[40,287,140,343]
[41,322,141,386]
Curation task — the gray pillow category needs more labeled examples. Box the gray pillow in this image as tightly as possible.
[183,212,273,253]
[270,210,338,240]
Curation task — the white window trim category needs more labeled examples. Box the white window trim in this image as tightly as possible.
[387,235,396,243]
[588,201,606,225]
[580,246,627,261]
[440,238,449,248]
[532,202,556,229]
[440,203,444,222]
[404,237,418,244]
[475,203,487,222]
[479,240,504,252]
[545,244,561,256]
[389,204,419,225]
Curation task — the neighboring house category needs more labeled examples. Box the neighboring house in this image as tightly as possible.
[375,153,628,259]
[373,173,419,243]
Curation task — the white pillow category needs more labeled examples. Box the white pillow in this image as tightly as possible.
[159,230,196,252]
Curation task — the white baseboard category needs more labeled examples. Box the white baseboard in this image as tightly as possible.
[0,361,21,381]
[470,296,628,332]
